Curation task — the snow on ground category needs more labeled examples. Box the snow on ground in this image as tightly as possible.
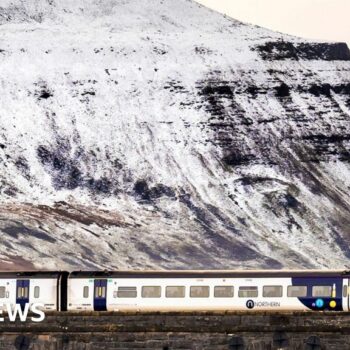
[0,0,350,270]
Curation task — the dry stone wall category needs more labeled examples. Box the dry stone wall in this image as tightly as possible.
[0,312,350,349]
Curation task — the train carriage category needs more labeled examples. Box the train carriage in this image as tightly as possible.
[0,272,68,311]
[67,270,350,312]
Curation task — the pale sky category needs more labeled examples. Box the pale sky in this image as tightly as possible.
[196,0,350,47]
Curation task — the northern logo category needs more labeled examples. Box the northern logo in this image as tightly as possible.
[246,300,255,309]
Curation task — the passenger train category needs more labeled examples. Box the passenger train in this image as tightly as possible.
[0,270,349,312]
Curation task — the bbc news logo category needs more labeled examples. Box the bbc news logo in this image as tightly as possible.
[0,303,45,322]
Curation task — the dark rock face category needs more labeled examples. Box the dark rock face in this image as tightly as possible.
[0,0,349,270]
[256,41,350,61]
[297,42,350,60]
[197,73,350,168]
[133,180,175,202]
[275,83,291,98]
[256,41,300,60]
[36,140,120,195]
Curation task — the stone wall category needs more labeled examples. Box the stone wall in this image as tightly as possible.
[1,312,350,349]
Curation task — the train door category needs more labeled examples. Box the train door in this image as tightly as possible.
[94,279,107,311]
[16,280,30,310]
[342,278,349,311]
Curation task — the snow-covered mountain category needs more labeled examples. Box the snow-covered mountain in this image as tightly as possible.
[0,0,350,270]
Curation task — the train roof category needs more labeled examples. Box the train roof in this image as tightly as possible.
[1,270,349,279]
[0,271,67,278]
[69,270,350,279]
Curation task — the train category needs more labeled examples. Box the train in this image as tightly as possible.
[0,270,349,312]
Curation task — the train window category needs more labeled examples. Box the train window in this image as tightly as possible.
[238,286,258,298]
[95,287,106,298]
[287,286,307,297]
[343,285,348,298]
[34,286,40,298]
[214,286,234,298]
[263,286,282,298]
[142,286,161,298]
[312,286,332,297]
[166,286,185,298]
[0,287,5,298]
[117,287,137,298]
[17,287,29,299]
[190,286,209,298]
[83,286,89,298]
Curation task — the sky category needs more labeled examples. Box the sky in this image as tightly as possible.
[196,0,350,47]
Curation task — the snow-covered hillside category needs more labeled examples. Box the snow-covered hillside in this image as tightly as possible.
[0,0,350,270]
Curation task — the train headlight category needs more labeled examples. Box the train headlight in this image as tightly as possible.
[329,301,337,309]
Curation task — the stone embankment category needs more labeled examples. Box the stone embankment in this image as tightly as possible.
[0,311,349,349]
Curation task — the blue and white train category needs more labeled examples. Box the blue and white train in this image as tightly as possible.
[0,270,349,312]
